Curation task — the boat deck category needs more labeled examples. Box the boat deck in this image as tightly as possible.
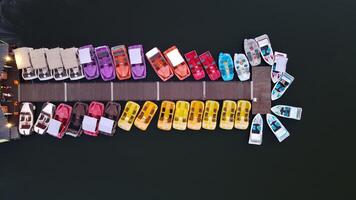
[18,67,271,114]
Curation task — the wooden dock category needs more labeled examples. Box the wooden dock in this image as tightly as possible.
[18,67,271,114]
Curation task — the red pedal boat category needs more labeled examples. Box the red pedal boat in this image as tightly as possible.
[47,103,72,139]
[184,50,205,80]
[199,51,221,80]
[82,101,104,136]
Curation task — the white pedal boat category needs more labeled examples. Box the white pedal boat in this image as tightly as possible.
[34,102,56,134]
[19,102,35,135]
[29,48,53,81]
[243,39,261,66]
[46,47,68,81]
[233,53,250,81]
[60,47,85,80]
[13,47,38,80]
[266,114,289,142]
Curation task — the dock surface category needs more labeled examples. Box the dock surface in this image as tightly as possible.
[18,67,271,114]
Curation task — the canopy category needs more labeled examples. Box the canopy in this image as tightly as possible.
[145,47,159,60]
[46,47,64,70]
[13,47,33,69]
[274,56,288,72]
[60,47,79,69]
[78,48,92,65]
[128,48,142,64]
[165,48,184,67]
[47,118,62,137]
[98,117,114,134]
[29,48,48,69]
[82,115,98,132]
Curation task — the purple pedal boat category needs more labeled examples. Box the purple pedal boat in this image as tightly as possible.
[95,46,115,81]
[128,45,146,79]
[78,45,100,80]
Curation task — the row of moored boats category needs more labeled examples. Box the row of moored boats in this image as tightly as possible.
[13,35,277,81]
[18,100,301,145]
[14,34,294,101]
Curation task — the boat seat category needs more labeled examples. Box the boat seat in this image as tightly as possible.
[23,68,36,78]
[85,65,97,76]
[54,68,67,79]
[101,65,114,75]
[69,68,81,77]
[21,124,31,129]
[36,122,47,130]
[38,68,51,78]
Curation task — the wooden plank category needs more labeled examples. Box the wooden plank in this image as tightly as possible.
[252,67,271,114]
[205,81,251,100]
[159,81,203,100]
[67,82,111,101]
[19,83,64,102]
[113,82,156,101]
[18,67,272,115]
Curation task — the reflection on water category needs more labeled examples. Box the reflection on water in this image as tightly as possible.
[0,0,23,44]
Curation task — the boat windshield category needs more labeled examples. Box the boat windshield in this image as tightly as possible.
[36,122,47,130]
[275,83,286,92]
[151,54,168,70]
[113,49,125,57]
[281,107,291,116]
[271,121,281,132]
[97,51,109,59]
[260,46,270,56]
[252,124,261,134]
[272,63,277,71]
[281,79,289,87]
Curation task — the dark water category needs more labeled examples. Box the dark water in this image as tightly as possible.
[0,0,355,199]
